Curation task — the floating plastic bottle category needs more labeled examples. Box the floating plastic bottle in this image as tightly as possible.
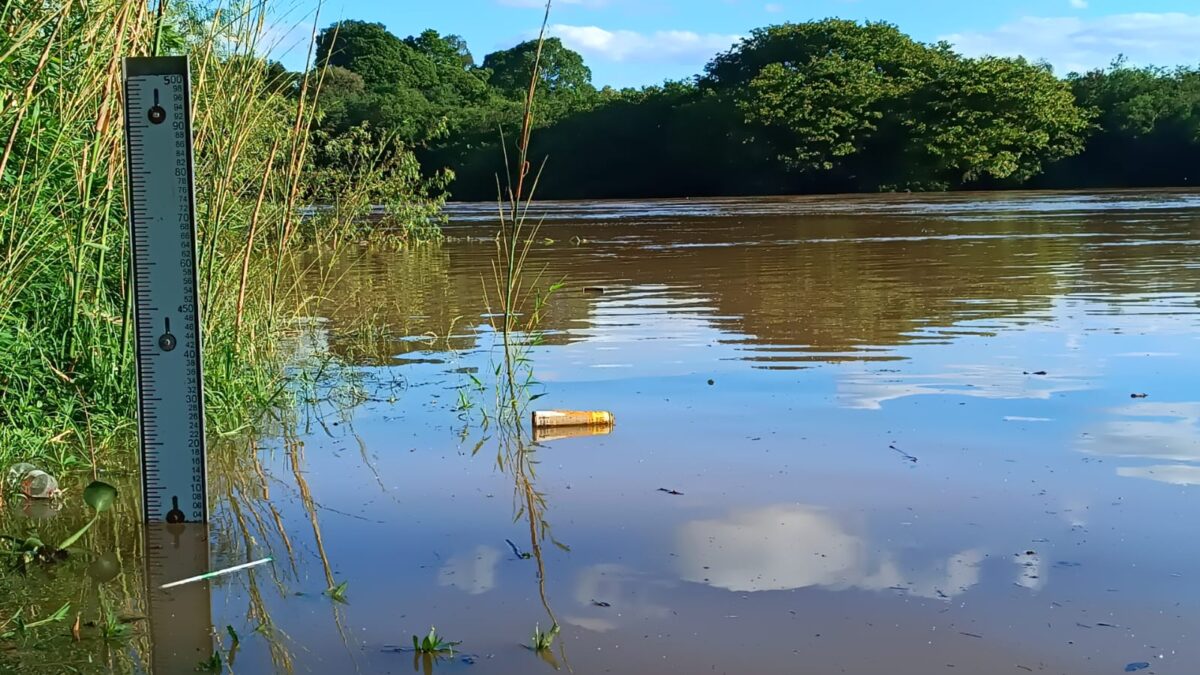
[6,462,37,488]
[531,410,615,428]
[5,464,60,499]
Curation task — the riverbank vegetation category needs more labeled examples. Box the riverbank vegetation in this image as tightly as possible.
[0,0,445,468]
[312,18,1200,199]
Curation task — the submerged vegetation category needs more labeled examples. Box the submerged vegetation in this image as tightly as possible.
[1,480,116,571]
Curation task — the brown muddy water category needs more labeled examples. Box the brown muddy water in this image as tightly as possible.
[5,191,1200,674]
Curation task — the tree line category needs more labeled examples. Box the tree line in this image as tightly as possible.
[306,19,1200,200]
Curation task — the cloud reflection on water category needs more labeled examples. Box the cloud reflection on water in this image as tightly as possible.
[1081,401,1200,486]
[1117,464,1200,485]
[838,364,1088,410]
[674,504,983,599]
[436,545,502,595]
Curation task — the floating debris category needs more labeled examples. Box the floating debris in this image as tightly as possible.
[1125,663,1150,672]
[889,444,918,463]
[160,557,272,589]
[657,488,684,496]
[532,410,615,428]
[6,464,60,499]
[506,539,531,560]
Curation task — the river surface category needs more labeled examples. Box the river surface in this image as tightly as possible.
[5,191,1200,674]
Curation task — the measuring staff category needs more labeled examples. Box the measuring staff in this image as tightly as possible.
[123,55,213,673]
[123,55,208,525]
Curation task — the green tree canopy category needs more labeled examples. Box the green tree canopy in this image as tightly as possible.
[315,20,413,90]
[303,17,1191,199]
[314,21,494,145]
[700,20,1090,190]
[1037,60,1200,187]
[482,37,594,97]
[404,29,475,69]
[906,56,1091,187]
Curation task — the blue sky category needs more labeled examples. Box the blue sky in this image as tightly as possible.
[270,1,1200,87]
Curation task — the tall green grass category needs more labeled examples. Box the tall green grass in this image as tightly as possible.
[485,0,564,427]
[0,0,441,469]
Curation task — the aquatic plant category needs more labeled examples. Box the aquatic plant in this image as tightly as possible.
[57,481,117,550]
[411,626,460,654]
[98,611,132,642]
[530,622,559,651]
[195,651,223,672]
[324,580,349,603]
[0,602,70,639]
[0,481,117,571]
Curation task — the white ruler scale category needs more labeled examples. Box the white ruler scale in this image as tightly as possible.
[123,56,208,525]
[124,56,214,673]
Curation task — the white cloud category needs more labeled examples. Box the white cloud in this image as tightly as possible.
[550,24,743,63]
[942,12,1200,74]
[1069,0,1087,9]
[765,2,784,12]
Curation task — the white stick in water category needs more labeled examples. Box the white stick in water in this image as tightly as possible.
[159,557,273,589]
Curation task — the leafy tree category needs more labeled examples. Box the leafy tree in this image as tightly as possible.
[315,20,413,90]
[1039,60,1200,187]
[483,37,593,96]
[405,29,475,69]
[480,38,598,124]
[307,17,1188,199]
[314,66,367,133]
[702,20,1088,190]
[704,21,948,184]
[906,56,1091,188]
[314,22,493,145]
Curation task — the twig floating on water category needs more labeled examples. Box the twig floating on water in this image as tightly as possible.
[159,557,272,589]
[505,539,531,559]
[657,488,684,495]
[889,444,918,463]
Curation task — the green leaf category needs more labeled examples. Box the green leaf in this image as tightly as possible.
[87,552,122,583]
[83,481,118,513]
[325,580,349,602]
